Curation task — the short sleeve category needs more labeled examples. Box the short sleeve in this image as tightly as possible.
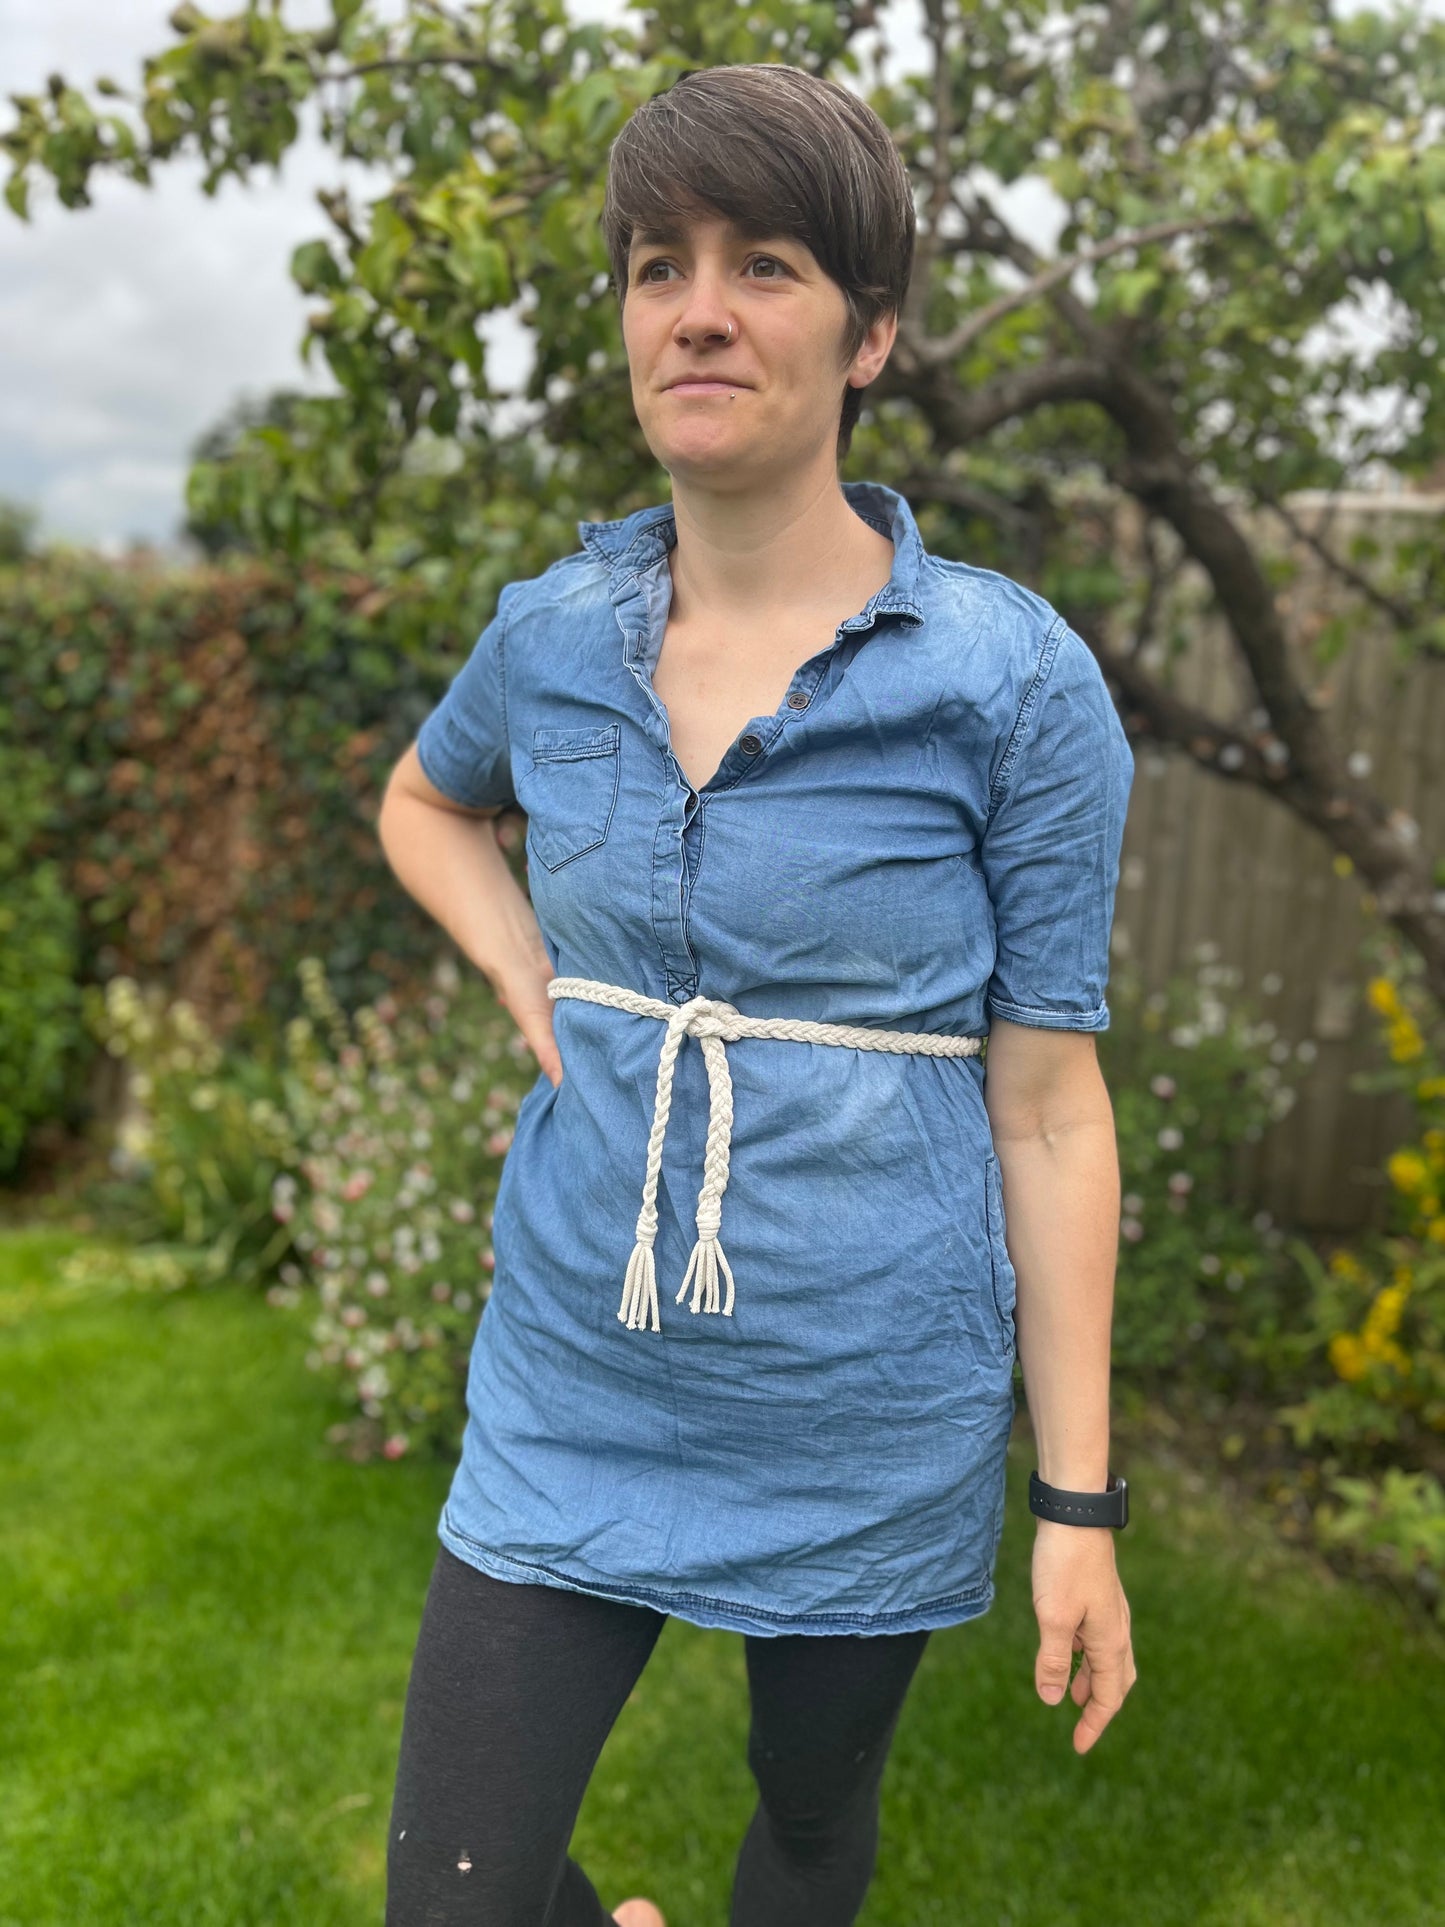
[414,584,519,810]
[980,620,1135,1033]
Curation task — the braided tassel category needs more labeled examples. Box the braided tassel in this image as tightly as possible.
[618,1230,662,1331]
[677,1199,736,1315]
[617,1016,688,1333]
[676,1031,737,1315]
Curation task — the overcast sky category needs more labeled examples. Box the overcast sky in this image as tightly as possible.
[0,0,1418,552]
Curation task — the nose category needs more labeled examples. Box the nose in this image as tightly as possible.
[671,265,735,350]
[674,312,734,351]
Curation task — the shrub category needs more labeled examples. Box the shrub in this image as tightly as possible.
[279,955,533,1462]
[0,747,86,1176]
[1274,929,1445,1616]
[79,974,299,1286]
[1098,943,1313,1391]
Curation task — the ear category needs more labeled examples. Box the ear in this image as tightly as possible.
[845,309,898,390]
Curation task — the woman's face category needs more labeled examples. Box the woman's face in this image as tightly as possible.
[621,210,895,485]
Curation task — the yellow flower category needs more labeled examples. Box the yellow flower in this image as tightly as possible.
[1389,1017,1425,1063]
[1388,1150,1430,1195]
[1329,1249,1366,1281]
[1367,977,1400,1017]
[1365,1287,1405,1337]
[1427,1217,1445,1245]
[1329,1333,1366,1383]
[1417,1081,1445,1104]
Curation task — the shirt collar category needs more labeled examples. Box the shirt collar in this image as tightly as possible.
[577,480,928,629]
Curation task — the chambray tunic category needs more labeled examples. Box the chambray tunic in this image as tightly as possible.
[414,480,1135,1636]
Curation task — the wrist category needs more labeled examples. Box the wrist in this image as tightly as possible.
[1036,1464,1110,1491]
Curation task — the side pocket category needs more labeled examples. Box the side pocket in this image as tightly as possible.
[984,1150,1017,1363]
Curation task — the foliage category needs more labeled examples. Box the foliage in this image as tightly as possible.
[1098,943,1312,1389]
[278,953,533,1462]
[0,494,40,565]
[1314,1468,1445,1609]
[1272,929,1445,1612]
[0,550,525,1070]
[72,950,534,1459]
[0,747,86,1177]
[183,385,321,557]
[81,974,300,1289]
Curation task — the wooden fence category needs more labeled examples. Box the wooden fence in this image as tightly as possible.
[1101,490,1445,1232]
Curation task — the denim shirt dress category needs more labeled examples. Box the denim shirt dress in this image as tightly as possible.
[414,480,1135,1637]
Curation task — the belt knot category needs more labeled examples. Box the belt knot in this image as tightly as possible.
[673,995,739,1040]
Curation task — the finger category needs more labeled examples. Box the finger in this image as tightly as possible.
[1034,1621,1078,1704]
[517,1017,562,1085]
[1071,1655,1091,1707]
[1072,1687,1125,1755]
[1071,1656,1130,1753]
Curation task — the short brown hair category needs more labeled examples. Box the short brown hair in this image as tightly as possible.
[600,64,916,461]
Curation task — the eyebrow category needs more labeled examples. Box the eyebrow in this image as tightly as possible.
[629,219,792,250]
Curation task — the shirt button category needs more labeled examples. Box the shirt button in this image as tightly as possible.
[786,691,809,709]
[739,734,763,755]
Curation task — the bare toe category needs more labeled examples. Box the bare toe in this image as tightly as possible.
[612,1900,666,1927]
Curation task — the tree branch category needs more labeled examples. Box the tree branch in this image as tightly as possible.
[1261,492,1426,635]
[913,216,1244,367]
[875,352,1116,439]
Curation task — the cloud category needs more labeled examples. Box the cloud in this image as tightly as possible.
[0,0,401,546]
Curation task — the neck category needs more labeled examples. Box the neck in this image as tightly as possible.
[664,468,893,628]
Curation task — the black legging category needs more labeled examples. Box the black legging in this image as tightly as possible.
[386,1545,931,1926]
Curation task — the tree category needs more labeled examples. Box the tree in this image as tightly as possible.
[5,0,1444,993]
[185,385,319,553]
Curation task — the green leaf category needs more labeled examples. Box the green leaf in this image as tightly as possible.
[291,238,342,293]
[1246,166,1292,226]
[1110,267,1161,317]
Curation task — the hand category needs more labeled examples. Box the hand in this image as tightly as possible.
[1031,1521,1136,1754]
[490,931,565,1089]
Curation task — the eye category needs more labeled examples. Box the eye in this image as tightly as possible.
[634,253,789,284]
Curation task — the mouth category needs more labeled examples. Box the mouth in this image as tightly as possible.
[665,380,749,395]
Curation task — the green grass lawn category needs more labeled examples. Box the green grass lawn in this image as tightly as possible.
[2,1224,1443,1927]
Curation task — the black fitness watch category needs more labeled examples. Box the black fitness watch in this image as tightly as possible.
[1028,1469,1129,1528]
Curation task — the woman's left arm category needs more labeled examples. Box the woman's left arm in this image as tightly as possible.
[983,1015,1139,1756]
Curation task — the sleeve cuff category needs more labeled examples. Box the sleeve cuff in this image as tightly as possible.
[986,993,1111,1033]
[415,716,510,810]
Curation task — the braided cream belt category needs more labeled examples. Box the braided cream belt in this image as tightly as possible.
[546,976,985,1335]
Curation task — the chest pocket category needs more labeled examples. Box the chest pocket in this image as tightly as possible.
[521,724,621,872]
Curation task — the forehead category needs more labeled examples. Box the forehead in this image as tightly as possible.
[628,215,794,249]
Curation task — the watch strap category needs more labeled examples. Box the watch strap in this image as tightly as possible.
[1029,1469,1129,1528]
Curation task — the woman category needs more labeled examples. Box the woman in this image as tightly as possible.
[377,62,1138,1927]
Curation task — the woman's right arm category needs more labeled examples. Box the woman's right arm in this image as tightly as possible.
[376,744,563,1087]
